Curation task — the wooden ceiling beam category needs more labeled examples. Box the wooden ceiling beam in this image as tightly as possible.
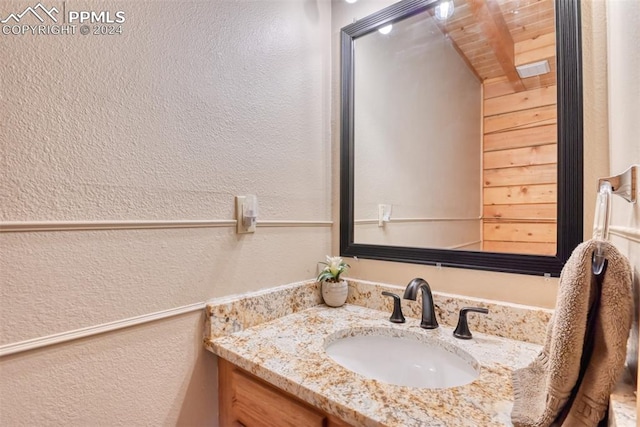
[466,0,525,91]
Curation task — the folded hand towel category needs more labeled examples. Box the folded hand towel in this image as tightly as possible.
[511,239,633,427]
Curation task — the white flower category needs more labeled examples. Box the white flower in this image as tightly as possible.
[326,256,343,276]
[317,255,350,283]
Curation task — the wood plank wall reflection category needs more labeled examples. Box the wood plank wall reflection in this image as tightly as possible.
[481,30,558,256]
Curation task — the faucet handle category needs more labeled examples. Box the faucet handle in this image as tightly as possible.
[382,292,406,323]
[453,307,489,339]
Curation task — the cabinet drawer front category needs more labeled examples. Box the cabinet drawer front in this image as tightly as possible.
[231,369,325,427]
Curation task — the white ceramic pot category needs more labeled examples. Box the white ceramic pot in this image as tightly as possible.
[321,280,348,307]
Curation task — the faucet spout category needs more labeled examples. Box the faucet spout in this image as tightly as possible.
[403,278,438,329]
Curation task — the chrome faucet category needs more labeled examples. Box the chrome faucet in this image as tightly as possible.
[403,278,438,329]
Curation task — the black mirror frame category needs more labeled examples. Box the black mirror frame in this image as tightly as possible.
[339,0,583,276]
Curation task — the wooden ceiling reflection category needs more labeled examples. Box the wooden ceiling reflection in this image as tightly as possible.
[437,0,556,92]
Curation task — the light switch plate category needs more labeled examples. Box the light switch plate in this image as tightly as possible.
[235,196,256,234]
[378,204,392,227]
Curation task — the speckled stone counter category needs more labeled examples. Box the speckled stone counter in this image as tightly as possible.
[206,304,540,426]
[608,368,637,427]
[205,279,552,344]
[204,279,636,427]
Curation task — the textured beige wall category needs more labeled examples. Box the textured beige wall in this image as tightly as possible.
[1,311,217,425]
[581,0,611,240]
[605,0,640,401]
[0,1,331,425]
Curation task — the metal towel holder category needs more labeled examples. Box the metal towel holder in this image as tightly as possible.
[592,165,637,275]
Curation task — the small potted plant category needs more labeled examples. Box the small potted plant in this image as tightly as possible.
[317,256,350,307]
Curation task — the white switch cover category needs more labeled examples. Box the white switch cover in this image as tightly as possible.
[378,204,392,227]
[236,195,257,234]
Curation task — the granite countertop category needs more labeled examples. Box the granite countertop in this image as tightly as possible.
[206,303,541,427]
[204,279,636,427]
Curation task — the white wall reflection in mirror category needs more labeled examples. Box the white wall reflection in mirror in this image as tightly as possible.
[353,10,482,250]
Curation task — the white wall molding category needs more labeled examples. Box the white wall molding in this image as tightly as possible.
[446,240,482,250]
[610,226,640,244]
[256,220,333,227]
[0,302,206,357]
[0,219,333,233]
[354,217,480,225]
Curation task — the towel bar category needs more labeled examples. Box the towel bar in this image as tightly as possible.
[597,165,637,203]
[592,165,638,275]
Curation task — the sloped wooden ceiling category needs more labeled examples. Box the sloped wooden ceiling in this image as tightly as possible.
[437,0,556,91]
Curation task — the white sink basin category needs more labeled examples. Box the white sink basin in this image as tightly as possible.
[324,328,479,389]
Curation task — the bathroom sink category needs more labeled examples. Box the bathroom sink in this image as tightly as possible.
[324,328,479,389]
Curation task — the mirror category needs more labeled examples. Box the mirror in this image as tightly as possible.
[340,0,583,276]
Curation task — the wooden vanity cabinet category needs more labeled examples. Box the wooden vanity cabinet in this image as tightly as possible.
[218,358,351,427]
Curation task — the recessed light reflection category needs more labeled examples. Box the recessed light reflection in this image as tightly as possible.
[345,0,357,3]
[434,0,455,21]
[378,24,392,35]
